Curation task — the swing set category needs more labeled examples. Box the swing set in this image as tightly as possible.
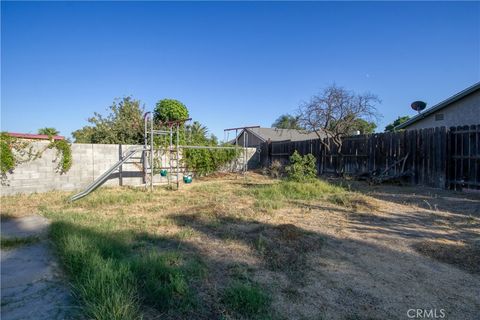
[69,111,258,202]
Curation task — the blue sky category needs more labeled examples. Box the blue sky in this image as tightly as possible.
[2,1,479,140]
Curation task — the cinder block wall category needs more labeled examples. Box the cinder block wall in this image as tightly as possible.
[1,142,257,196]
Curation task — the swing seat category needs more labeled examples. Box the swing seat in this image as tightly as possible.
[160,169,168,176]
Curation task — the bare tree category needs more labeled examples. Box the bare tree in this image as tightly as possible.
[297,84,380,152]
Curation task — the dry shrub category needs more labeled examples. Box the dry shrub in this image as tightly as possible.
[262,160,284,179]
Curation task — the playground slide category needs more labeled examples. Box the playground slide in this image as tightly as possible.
[70,146,145,202]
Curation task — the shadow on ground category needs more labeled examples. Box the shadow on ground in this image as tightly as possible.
[1,216,73,320]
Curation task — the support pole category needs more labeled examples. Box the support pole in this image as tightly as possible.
[223,126,259,175]
[243,130,246,174]
[245,131,249,174]
[144,117,147,186]
[150,115,154,192]
[169,126,173,188]
[235,129,238,176]
[176,123,180,190]
[143,112,150,188]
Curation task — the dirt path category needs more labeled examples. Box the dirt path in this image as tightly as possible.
[281,182,480,319]
[1,216,72,320]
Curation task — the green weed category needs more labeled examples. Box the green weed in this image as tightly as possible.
[0,236,40,249]
[49,220,205,319]
[251,179,348,211]
[223,281,271,318]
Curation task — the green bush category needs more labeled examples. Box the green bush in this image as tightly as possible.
[285,151,317,181]
[183,147,240,176]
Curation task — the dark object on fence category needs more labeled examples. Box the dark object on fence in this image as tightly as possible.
[411,101,427,113]
[369,154,412,184]
[354,154,411,185]
[259,125,480,190]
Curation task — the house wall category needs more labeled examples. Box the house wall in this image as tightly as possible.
[1,142,257,196]
[235,131,264,147]
[405,90,480,130]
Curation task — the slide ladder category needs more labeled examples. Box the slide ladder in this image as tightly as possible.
[70,146,146,202]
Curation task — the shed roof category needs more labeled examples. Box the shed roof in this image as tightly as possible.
[241,127,322,142]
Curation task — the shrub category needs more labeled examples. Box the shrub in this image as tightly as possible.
[262,160,284,179]
[183,147,239,176]
[285,151,317,181]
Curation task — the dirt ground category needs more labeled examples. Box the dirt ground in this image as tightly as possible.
[282,180,480,319]
[1,173,479,319]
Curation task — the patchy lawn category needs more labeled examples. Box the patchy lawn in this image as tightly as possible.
[1,172,479,319]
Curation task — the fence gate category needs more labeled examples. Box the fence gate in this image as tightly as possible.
[447,125,480,190]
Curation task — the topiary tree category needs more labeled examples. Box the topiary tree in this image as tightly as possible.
[154,99,189,124]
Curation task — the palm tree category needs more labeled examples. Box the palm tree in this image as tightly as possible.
[38,127,59,137]
[186,121,208,144]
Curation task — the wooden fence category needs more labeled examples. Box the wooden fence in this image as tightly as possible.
[258,125,480,190]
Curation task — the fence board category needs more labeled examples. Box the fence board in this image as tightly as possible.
[259,125,480,190]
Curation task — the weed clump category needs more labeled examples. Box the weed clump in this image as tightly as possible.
[0,236,40,249]
[251,179,346,211]
[223,281,271,318]
[262,160,284,179]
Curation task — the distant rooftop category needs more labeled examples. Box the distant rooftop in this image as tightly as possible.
[6,132,65,141]
[242,127,323,142]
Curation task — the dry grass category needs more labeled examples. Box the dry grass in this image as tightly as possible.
[413,239,480,274]
[1,172,479,319]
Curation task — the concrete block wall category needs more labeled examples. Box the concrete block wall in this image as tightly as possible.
[1,142,257,196]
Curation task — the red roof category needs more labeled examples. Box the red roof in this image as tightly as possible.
[7,132,65,141]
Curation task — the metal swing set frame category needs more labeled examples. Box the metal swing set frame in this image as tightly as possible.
[70,111,258,202]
